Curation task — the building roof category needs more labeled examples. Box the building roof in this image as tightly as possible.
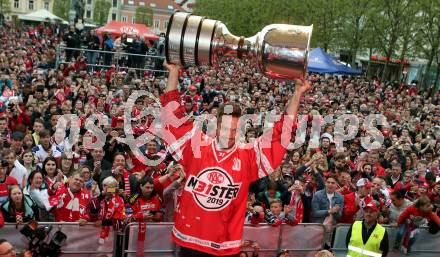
[18,9,67,23]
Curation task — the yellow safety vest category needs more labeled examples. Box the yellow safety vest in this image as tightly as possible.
[347,220,385,257]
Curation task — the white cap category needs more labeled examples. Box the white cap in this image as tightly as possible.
[321,133,334,143]
[356,178,371,188]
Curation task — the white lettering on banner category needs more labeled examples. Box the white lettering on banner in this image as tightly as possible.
[54,90,391,167]
[173,227,241,250]
[184,167,241,211]
[121,26,139,35]
[140,203,156,210]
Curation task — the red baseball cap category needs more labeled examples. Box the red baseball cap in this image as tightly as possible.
[364,202,379,212]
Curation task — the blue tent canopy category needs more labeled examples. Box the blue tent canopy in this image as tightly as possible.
[307,48,362,75]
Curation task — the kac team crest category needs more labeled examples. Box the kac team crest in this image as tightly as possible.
[184,167,241,211]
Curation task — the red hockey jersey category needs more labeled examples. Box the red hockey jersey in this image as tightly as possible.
[160,90,295,255]
[52,187,91,222]
[131,195,163,221]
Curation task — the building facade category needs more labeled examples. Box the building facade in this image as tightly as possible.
[6,0,54,21]
[83,0,184,33]
[120,0,183,34]
[83,0,122,24]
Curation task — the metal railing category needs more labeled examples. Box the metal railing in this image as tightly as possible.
[56,44,168,73]
[122,222,325,257]
[4,221,438,256]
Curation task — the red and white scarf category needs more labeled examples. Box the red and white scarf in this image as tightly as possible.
[123,171,130,196]
[112,168,130,196]
[289,191,304,224]
[99,195,116,221]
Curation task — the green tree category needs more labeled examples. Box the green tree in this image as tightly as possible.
[193,0,280,37]
[0,0,11,21]
[368,0,416,81]
[413,0,440,89]
[53,0,71,21]
[135,6,153,26]
[336,0,373,66]
[300,0,346,52]
[93,0,111,25]
[396,5,419,82]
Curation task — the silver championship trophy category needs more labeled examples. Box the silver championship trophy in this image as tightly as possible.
[165,12,313,80]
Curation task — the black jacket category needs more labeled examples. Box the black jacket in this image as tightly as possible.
[63,31,80,48]
[1,195,39,222]
[86,34,101,50]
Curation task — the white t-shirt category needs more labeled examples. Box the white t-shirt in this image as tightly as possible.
[32,144,62,165]
[326,192,334,208]
[10,160,28,187]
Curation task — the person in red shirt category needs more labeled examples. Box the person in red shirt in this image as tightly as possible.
[96,176,126,244]
[160,62,309,256]
[7,102,30,132]
[129,176,164,256]
[394,196,440,253]
[340,178,374,223]
[51,171,90,224]
[0,160,18,205]
[336,170,355,196]
[425,172,437,201]
[368,153,385,177]
[130,176,163,222]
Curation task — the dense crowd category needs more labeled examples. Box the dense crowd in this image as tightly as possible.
[62,24,164,70]
[0,21,439,256]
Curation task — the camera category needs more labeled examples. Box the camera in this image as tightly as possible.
[20,220,67,257]
[265,209,282,226]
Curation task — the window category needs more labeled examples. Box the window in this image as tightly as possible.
[86,10,91,18]
[139,1,145,6]
[14,0,19,9]
[128,0,134,5]
[112,12,117,21]
[154,19,160,29]
[168,5,173,10]
[122,16,128,22]
[150,3,156,7]
[132,17,136,24]
[112,0,117,8]
[28,0,34,10]
[164,20,169,30]
[44,1,49,10]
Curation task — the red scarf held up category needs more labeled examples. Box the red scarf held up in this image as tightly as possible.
[289,191,304,224]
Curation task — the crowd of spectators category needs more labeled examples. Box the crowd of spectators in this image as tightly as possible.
[62,24,163,70]
[0,21,439,256]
